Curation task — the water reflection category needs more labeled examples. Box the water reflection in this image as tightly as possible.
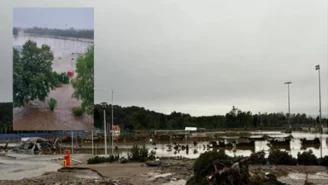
[13,34,93,57]
[66,131,328,159]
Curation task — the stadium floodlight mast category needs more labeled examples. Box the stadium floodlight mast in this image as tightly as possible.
[111,89,114,155]
[315,65,322,127]
[315,65,323,159]
[101,102,108,156]
[284,82,292,128]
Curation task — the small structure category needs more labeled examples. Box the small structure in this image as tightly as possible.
[111,125,120,141]
[111,125,121,136]
[185,127,197,131]
[185,127,198,139]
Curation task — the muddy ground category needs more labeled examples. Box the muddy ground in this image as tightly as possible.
[1,153,328,185]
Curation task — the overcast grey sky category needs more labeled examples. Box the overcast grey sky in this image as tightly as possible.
[1,0,327,117]
[13,8,93,29]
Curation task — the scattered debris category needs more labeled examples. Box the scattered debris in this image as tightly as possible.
[119,157,128,164]
[12,137,57,155]
[145,159,162,167]
[0,142,8,154]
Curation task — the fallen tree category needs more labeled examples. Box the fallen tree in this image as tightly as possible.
[187,150,286,185]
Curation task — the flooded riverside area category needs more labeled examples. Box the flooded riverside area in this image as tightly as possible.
[42,131,328,159]
[12,34,94,130]
[1,130,328,184]
[1,131,328,158]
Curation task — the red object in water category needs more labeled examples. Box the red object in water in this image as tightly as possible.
[67,70,74,77]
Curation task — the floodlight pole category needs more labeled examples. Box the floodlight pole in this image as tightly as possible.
[315,65,322,159]
[112,89,114,155]
[284,82,292,128]
[101,102,108,156]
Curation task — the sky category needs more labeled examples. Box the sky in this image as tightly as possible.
[1,0,327,117]
[13,8,94,29]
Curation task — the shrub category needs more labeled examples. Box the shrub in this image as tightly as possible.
[297,150,318,165]
[53,72,69,84]
[114,155,120,161]
[129,145,150,162]
[87,156,109,164]
[249,150,266,165]
[149,150,156,160]
[63,75,70,84]
[87,155,119,164]
[53,71,58,79]
[48,98,57,111]
[140,145,148,161]
[319,155,328,167]
[72,106,84,116]
[53,71,61,82]
[268,150,297,165]
[109,155,115,163]
[192,150,241,185]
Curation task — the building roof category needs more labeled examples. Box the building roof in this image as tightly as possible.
[112,125,120,130]
[185,127,197,131]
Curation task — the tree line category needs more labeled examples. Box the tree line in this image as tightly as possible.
[94,104,327,131]
[1,102,326,133]
[21,27,94,39]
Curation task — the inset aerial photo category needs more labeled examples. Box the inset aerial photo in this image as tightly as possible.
[12,8,94,130]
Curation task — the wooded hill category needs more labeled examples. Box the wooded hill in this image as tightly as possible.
[20,27,94,39]
[1,102,326,133]
[94,104,326,131]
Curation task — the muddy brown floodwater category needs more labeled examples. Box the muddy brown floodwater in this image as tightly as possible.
[13,34,94,131]
[13,84,93,130]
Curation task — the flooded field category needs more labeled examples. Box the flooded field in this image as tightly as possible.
[54,131,328,159]
[1,131,328,184]
[12,34,93,130]
[1,131,327,158]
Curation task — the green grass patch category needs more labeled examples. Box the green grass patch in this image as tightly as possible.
[48,98,57,111]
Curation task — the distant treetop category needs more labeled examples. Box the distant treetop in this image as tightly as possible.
[21,27,94,39]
